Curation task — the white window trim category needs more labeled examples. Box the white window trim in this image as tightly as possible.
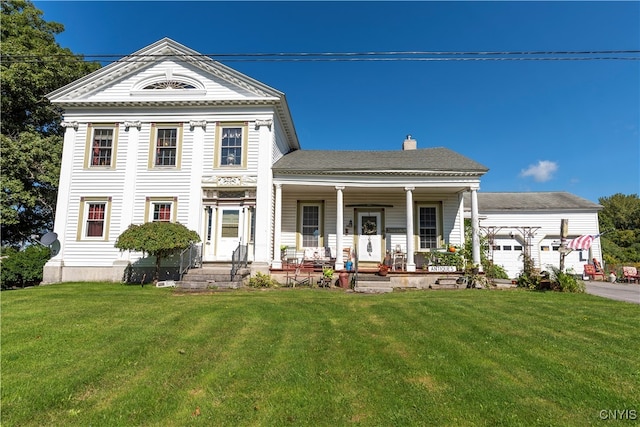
[297,201,324,249]
[416,203,442,250]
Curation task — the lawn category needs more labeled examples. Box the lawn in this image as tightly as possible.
[2,284,638,426]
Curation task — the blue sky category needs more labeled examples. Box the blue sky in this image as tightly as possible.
[34,1,639,203]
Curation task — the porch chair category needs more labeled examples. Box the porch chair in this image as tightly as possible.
[285,260,315,287]
[584,264,605,281]
[392,245,406,271]
[622,266,640,283]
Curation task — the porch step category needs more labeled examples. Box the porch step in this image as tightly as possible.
[177,266,250,290]
[354,282,394,293]
[354,273,393,293]
[177,281,242,290]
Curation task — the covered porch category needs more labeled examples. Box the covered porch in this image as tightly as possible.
[269,183,483,276]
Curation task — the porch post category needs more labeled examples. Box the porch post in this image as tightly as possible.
[405,186,416,272]
[272,183,283,269]
[470,187,482,271]
[335,186,345,271]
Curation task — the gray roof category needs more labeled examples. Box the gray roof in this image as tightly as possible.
[463,192,602,212]
[272,147,489,174]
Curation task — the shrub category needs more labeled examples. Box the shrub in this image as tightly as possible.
[549,267,585,293]
[484,263,509,279]
[248,272,280,288]
[516,271,542,290]
[1,245,51,289]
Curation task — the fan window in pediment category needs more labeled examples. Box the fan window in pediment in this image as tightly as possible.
[143,80,196,90]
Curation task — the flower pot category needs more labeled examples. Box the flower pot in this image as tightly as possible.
[339,271,350,288]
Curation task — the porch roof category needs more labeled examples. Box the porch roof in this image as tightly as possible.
[272,147,489,175]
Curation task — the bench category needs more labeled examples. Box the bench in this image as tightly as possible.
[584,264,605,281]
[622,266,640,283]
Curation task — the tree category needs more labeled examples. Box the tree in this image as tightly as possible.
[115,222,201,283]
[598,193,640,264]
[0,244,51,288]
[1,0,100,246]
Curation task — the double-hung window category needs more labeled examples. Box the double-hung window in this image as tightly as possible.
[298,202,323,247]
[87,203,106,236]
[85,124,118,168]
[417,204,441,250]
[150,124,182,168]
[77,197,112,240]
[216,123,247,168]
[153,203,172,222]
[155,128,177,166]
[146,197,177,223]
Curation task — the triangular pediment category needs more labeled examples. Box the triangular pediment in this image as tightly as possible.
[47,38,283,105]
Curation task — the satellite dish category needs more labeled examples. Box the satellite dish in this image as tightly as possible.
[40,232,58,246]
[50,239,61,256]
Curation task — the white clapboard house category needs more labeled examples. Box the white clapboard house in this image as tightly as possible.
[42,38,600,283]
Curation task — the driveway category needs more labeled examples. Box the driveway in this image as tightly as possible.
[585,281,640,304]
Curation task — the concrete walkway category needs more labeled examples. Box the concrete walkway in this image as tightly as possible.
[585,281,640,304]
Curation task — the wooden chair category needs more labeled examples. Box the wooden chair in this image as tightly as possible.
[285,260,315,287]
[584,264,605,281]
[622,266,640,283]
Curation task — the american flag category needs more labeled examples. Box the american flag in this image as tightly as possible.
[566,234,599,250]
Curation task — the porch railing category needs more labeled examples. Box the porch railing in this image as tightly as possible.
[231,243,248,281]
[179,243,202,279]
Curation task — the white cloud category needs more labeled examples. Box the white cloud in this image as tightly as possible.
[520,160,558,182]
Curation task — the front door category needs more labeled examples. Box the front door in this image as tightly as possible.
[358,212,383,264]
[216,207,241,261]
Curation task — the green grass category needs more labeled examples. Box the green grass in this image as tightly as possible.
[2,284,638,426]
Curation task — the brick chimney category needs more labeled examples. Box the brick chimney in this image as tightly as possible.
[402,135,417,150]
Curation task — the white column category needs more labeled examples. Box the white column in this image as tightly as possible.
[120,121,141,232]
[254,119,274,265]
[470,188,482,271]
[188,120,206,233]
[405,186,416,272]
[335,186,345,271]
[42,121,78,283]
[272,183,283,269]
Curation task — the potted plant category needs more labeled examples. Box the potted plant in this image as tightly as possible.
[378,263,389,276]
[321,267,334,287]
[338,270,350,288]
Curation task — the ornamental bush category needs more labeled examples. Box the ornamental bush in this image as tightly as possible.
[248,272,280,288]
[1,245,51,289]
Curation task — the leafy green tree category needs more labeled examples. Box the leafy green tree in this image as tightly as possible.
[598,193,640,264]
[0,244,51,288]
[115,222,201,283]
[1,0,100,246]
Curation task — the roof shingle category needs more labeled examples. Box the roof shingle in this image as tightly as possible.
[273,147,489,173]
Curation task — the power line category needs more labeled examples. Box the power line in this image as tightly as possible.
[2,49,639,65]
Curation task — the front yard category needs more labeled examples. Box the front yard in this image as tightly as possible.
[2,284,638,426]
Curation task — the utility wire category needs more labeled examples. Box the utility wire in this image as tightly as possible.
[3,50,639,64]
